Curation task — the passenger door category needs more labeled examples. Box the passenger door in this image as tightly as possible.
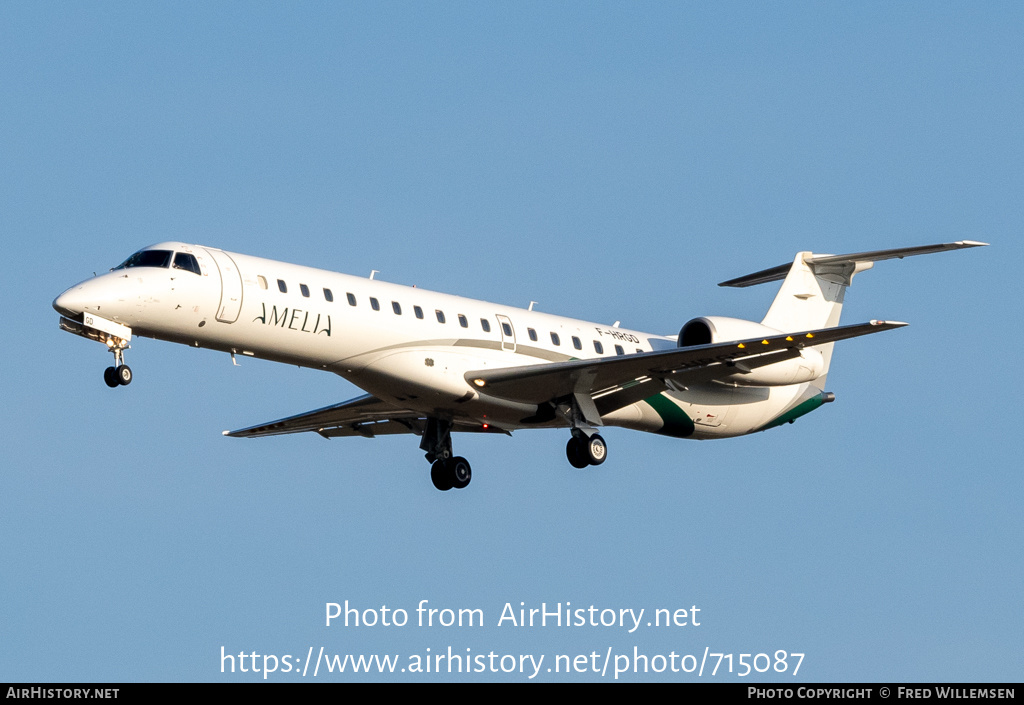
[204,248,243,323]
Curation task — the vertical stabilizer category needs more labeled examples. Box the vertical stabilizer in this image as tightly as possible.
[718,240,988,386]
[760,252,869,332]
[758,253,872,383]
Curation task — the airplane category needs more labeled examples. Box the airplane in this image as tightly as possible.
[53,240,986,491]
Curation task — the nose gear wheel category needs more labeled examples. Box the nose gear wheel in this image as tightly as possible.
[103,346,132,387]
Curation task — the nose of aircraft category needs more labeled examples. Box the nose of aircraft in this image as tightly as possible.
[53,285,87,318]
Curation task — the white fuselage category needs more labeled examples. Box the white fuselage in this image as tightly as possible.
[54,242,820,439]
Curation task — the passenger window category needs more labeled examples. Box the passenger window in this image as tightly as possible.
[323,288,333,302]
[172,253,201,275]
[502,322,513,337]
[257,276,268,290]
[414,306,424,319]
[528,328,537,341]
[458,314,468,328]
[370,297,380,311]
[436,310,446,324]
[300,284,310,298]
[550,332,560,346]
[572,336,582,350]
[480,319,491,333]
[347,293,357,306]
[615,345,624,356]
[594,341,604,354]
[392,301,402,315]
[278,279,287,293]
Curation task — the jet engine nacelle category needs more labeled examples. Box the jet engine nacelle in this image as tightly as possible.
[678,316,825,387]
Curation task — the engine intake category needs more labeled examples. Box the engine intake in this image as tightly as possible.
[679,316,782,348]
[678,316,825,387]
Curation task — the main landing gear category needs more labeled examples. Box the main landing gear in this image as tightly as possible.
[421,418,472,491]
[559,393,608,469]
[417,416,608,490]
[430,456,472,492]
[566,431,607,469]
[103,344,132,388]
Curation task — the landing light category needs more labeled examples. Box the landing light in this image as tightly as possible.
[473,379,486,387]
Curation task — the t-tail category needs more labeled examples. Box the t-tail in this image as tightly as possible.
[719,241,988,387]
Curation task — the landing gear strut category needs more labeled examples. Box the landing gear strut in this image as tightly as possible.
[421,418,472,491]
[103,344,132,388]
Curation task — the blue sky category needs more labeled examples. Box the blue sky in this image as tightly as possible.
[1,1,1020,682]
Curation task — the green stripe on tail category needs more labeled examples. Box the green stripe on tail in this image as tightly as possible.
[756,394,829,432]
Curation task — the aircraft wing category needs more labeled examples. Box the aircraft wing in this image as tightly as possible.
[227,321,904,438]
[224,393,504,440]
[465,320,906,416]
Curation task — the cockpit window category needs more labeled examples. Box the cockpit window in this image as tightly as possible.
[114,249,172,270]
[172,252,201,275]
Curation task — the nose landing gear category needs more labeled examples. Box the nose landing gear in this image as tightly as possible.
[103,342,132,388]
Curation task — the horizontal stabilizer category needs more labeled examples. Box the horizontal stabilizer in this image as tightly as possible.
[719,241,988,288]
